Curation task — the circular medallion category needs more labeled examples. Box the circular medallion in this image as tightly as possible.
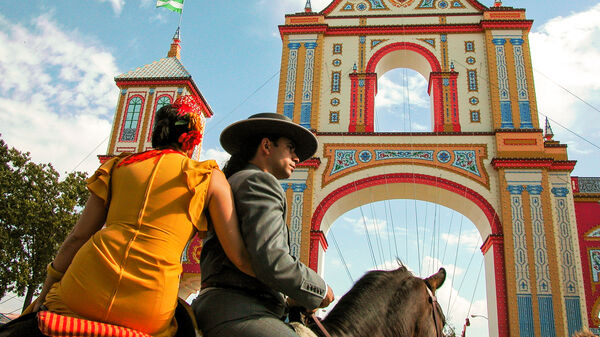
[356,3,367,11]
[437,150,451,163]
[438,1,448,8]
[469,97,479,105]
[332,59,342,67]
[389,0,416,7]
[358,150,373,163]
[331,98,340,106]
[466,57,476,65]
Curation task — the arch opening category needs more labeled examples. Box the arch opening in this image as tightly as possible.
[322,199,490,336]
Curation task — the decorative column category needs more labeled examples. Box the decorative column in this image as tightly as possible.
[493,38,514,129]
[429,72,460,132]
[289,183,308,258]
[507,184,535,337]
[551,185,584,335]
[511,38,533,129]
[284,43,301,119]
[526,185,556,337]
[349,72,376,133]
[300,42,317,128]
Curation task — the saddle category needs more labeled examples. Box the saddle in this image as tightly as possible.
[0,298,201,337]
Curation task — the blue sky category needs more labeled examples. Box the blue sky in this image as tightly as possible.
[1,0,599,335]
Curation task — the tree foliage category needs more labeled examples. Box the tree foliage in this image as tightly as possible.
[0,136,89,310]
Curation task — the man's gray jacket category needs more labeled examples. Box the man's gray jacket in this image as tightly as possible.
[198,164,327,313]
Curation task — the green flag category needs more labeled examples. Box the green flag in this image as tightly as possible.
[156,0,184,13]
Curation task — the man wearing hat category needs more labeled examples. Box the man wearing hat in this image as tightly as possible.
[192,113,335,337]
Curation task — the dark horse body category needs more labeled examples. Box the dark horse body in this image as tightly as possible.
[295,266,447,337]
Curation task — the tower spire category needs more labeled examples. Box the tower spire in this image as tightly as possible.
[167,27,181,59]
[544,117,554,141]
[305,0,312,13]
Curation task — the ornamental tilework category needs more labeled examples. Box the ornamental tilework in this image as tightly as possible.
[367,0,387,9]
[389,0,417,7]
[578,177,600,193]
[301,42,317,128]
[551,181,583,334]
[289,184,307,258]
[591,249,600,283]
[508,187,531,294]
[528,190,552,295]
[374,150,434,161]
[511,39,533,129]
[587,228,600,238]
[452,150,480,177]
[284,43,300,119]
[322,144,489,187]
[417,0,435,8]
[331,150,357,175]
[493,38,513,128]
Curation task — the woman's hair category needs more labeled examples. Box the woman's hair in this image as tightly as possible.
[222,134,279,178]
[151,104,189,149]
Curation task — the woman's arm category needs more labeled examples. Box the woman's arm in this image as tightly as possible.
[34,193,107,311]
[206,169,255,277]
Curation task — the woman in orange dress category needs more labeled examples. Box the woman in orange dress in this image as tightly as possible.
[32,96,254,337]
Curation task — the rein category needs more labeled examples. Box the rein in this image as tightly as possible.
[425,284,444,337]
[310,313,332,337]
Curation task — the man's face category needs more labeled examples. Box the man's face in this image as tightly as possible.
[265,137,299,179]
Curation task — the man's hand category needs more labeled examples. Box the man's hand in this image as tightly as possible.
[319,285,335,308]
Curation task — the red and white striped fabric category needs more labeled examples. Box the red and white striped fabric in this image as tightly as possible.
[37,311,151,337]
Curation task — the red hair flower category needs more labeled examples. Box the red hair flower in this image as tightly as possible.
[178,131,202,152]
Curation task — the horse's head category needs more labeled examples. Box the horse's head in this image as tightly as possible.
[317,265,447,337]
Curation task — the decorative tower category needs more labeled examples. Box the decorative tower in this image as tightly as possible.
[102,31,212,298]
[102,30,213,163]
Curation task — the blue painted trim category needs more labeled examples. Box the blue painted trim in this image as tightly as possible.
[284,103,294,119]
[288,43,301,50]
[500,101,514,128]
[538,295,556,337]
[291,183,308,193]
[526,185,543,195]
[566,297,583,336]
[517,295,535,337]
[519,101,533,128]
[508,185,524,195]
[281,183,291,191]
[511,38,525,46]
[304,42,317,50]
[492,38,507,45]
[551,187,569,197]
[300,103,312,128]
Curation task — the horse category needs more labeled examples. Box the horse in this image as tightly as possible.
[291,266,447,337]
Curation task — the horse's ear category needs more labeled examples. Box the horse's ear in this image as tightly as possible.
[424,267,446,290]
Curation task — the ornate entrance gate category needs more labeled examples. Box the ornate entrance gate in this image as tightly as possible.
[275,1,589,336]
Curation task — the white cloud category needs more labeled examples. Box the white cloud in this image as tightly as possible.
[341,215,388,237]
[199,147,230,168]
[441,229,481,250]
[375,74,429,109]
[95,0,126,15]
[530,3,600,132]
[0,13,119,176]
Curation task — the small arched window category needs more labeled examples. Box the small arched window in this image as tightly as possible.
[121,96,143,141]
[155,96,172,111]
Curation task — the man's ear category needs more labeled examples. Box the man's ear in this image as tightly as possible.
[259,138,271,155]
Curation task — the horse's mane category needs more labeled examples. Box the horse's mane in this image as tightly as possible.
[317,265,421,336]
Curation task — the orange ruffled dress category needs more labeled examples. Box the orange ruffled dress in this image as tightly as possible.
[44,151,218,337]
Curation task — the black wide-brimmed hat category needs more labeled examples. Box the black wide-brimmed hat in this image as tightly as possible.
[220,113,318,162]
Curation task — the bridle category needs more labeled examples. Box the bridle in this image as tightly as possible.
[425,283,446,337]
